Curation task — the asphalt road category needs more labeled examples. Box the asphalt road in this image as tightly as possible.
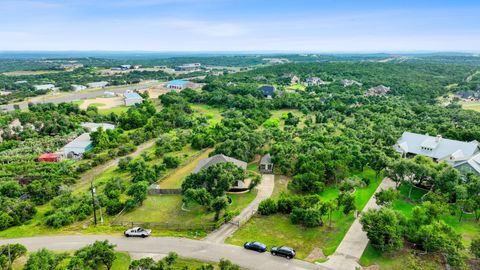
[0,81,164,112]
[0,235,329,270]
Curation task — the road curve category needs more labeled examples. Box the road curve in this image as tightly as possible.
[0,235,328,270]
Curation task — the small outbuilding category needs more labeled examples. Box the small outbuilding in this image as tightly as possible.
[38,153,64,162]
[260,154,273,173]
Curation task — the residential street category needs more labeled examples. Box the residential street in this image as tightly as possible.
[321,178,396,270]
[204,173,275,243]
[0,235,329,270]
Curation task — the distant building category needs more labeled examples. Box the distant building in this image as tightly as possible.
[132,65,141,69]
[259,154,273,173]
[258,85,277,99]
[394,132,480,175]
[71,85,87,91]
[61,63,83,70]
[15,80,27,84]
[457,90,480,101]
[305,77,328,86]
[0,91,11,96]
[33,84,55,91]
[124,91,143,106]
[120,65,131,70]
[81,122,115,132]
[86,81,109,88]
[365,85,391,96]
[64,133,93,158]
[175,63,201,72]
[167,80,191,91]
[38,153,64,162]
[340,79,362,87]
[104,91,116,98]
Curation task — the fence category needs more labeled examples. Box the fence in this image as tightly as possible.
[148,186,182,195]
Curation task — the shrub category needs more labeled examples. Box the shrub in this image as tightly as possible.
[258,198,277,215]
[163,155,181,169]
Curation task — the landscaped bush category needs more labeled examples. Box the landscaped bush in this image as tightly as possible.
[258,198,278,215]
[290,207,323,227]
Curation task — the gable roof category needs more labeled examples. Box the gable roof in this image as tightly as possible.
[260,154,272,164]
[395,132,479,160]
[124,92,143,100]
[168,80,189,86]
[258,85,276,96]
[64,133,92,149]
[193,154,247,173]
[454,153,480,175]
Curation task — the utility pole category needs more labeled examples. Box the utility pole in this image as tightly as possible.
[91,180,97,226]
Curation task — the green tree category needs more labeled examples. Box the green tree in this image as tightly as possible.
[360,208,404,252]
[0,244,26,270]
[24,248,68,270]
[375,188,399,207]
[211,196,228,221]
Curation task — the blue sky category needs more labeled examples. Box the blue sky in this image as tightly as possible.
[1,0,479,52]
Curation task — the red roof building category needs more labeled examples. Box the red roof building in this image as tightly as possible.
[38,153,63,162]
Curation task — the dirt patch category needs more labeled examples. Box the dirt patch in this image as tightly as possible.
[305,247,327,261]
[140,87,169,99]
[80,97,124,109]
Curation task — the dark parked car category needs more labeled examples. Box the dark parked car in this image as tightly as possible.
[271,246,296,259]
[243,242,267,252]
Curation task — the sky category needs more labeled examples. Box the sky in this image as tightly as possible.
[1,0,480,52]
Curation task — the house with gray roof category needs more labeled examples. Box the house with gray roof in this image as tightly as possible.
[193,154,247,173]
[365,85,391,96]
[394,132,480,175]
[193,154,248,190]
[258,86,276,99]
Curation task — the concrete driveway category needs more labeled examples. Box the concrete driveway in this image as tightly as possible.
[0,235,328,270]
[204,174,275,243]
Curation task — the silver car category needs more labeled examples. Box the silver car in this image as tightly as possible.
[124,227,151,238]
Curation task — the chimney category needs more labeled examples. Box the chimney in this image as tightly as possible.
[436,135,442,142]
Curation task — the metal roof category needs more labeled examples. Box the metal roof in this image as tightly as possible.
[81,122,115,132]
[193,154,247,173]
[64,133,92,149]
[168,80,189,86]
[124,92,143,100]
[395,132,479,160]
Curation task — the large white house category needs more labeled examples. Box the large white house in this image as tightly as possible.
[394,132,480,175]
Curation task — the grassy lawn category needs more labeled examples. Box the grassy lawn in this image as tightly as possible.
[287,84,306,91]
[98,106,129,115]
[191,104,223,126]
[116,190,257,228]
[266,109,304,129]
[226,169,381,260]
[359,244,443,269]
[160,148,213,188]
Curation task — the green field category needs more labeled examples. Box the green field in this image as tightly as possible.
[116,191,257,227]
[98,106,129,115]
[191,104,224,126]
[461,101,480,112]
[226,169,381,259]
[160,148,213,188]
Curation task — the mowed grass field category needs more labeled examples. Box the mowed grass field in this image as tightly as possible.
[116,191,257,226]
[461,101,480,112]
[226,169,382,259]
